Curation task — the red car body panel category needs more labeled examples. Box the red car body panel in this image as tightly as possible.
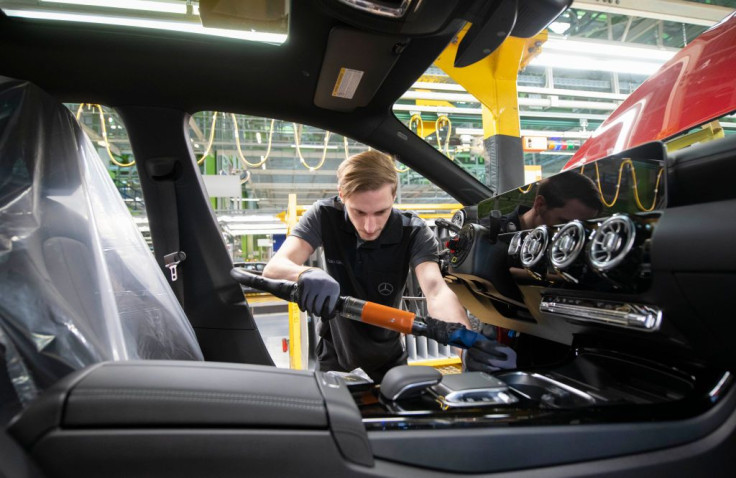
[564,12,736,169]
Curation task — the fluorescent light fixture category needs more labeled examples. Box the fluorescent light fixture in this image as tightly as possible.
[3,9,287,44]
[290,144,338,149]
[40,0,191,15]
[219,214,281,223]
[456,128,593,139]
[548,21,570,35]
[530,37,678,75]
[543,38,677,62]
[531,52,665,75]
[539,151,576,156]
[223,225,288,234]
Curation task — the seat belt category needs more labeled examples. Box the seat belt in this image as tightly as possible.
[146,157,187,301]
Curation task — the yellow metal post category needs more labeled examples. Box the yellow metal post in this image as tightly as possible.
[285,193,307,370]
[433,26,547,193]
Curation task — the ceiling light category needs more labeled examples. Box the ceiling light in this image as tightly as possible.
[530,53,666,76]
[543,38,677,62]
[540,151,575,156]
[290,144,338,149]
[3,9,287,44]
[529,36,678,76]
[548,21,570,35]
[40,0,191,15]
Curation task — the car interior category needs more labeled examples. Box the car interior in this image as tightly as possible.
[1,1,735,477]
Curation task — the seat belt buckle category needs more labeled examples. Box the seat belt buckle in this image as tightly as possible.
[164,251,187,282]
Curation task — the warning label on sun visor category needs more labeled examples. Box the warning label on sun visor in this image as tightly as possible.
[332,67,364,99]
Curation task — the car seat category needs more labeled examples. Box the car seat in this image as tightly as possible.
[0,76,203,424]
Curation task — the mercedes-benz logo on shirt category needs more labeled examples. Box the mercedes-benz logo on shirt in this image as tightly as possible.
[377,282,394,296]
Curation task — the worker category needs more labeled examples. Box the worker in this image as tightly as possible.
[471,171,603,371]
[263,150,515,382]
[503,171,602,232]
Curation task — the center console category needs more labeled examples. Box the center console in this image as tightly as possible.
[9,357,732,476]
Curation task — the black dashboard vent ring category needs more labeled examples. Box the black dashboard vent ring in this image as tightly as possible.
[589,214,636,271]
[520,226,549,268]
[550,220,587,270]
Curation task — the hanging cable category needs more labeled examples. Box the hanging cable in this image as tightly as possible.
[394,159,410,173]
[294,123,329,171]
[259,118,276,166]
[592,159,663,211]
[518,183,534,193]
[196,111,219,165]
[436,115,455,161]
[75,103,135,167]
[232,113,268,168]
[197,114,274,168]
[410,113,424,138]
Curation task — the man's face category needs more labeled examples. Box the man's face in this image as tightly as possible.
[340,184,395,241]
[539,197,599,227]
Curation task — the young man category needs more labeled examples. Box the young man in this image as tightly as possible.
[263,151,512,381]
[468,171,603,373]
[504,171,602,232]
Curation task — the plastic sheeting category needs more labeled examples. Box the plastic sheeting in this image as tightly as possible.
[0,77,203,419]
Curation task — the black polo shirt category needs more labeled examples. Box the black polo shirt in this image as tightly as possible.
[291,196,438,378]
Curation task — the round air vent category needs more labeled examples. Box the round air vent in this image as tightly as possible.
[588,214,636,271]
[508,231,524,257]
[550,221,586,270]
[520,226,549,269]
[451,209,466,231]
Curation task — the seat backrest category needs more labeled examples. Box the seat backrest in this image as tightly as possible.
[0,77,203,424]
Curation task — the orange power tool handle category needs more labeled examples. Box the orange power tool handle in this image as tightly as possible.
[359,301,416,334]
[231,269,420,335]
[338,296,418,335]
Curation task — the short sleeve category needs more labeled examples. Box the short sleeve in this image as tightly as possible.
[290,203,323,250]
[409,222,439,268]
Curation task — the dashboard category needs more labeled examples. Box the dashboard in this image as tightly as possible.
[441,142,681,347]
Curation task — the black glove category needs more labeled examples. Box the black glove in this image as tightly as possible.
[464,325,517,373]
[296,268,340,318]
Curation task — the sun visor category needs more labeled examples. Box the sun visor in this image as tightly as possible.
[314,27,408,112]
[0,77,203,420]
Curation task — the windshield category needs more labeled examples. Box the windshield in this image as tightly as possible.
[397,4,736,189]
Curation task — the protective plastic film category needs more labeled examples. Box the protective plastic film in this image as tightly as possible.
[0,77,203,421]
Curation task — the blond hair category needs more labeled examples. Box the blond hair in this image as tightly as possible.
[336,150,398,199]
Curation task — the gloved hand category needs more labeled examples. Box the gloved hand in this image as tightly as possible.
[296,268,340,318]
[464,324,517,373]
